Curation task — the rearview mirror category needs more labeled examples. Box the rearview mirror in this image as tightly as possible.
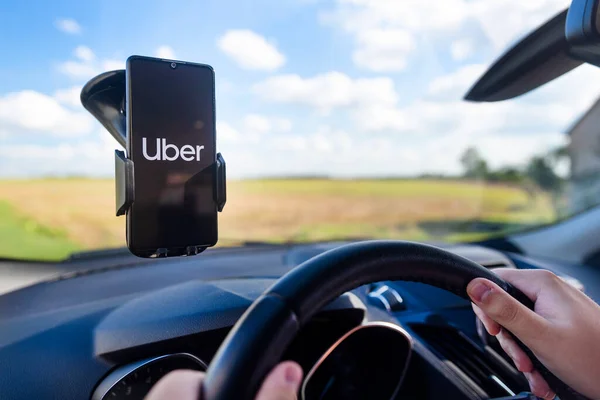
[465,1,600,103]
[566,0,600,65]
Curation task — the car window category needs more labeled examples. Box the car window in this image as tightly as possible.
[2,0,600,262]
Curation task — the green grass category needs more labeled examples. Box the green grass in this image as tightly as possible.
[0,201,80,261]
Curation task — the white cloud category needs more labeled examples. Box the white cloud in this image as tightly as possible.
[58,47,125,80]
[54,18,82,35]
[349,60,600,138]
[102,59,125,71]
[217,29,286,71]
[54,86,82,108]
[471,0,569,50]
[477,132,567,169]
[427,64,487,100]
[218,125,359,177]
[252,51,600,174]
[525,63,600,110]
[217,115,293,146]
[320,0,467,71]
[243,114,271,134]
[74,46,95,62]
[353,105,416,132]
[321,0,469,35]
[274,118,293,132]
[6,0,594,179]
[359,100,573,135]
[217,121,241,142]
[321,0,570,71]
[251,63,599,154]
[191,126,569,179]
[253,72,398,113]
[272,126,352,153]
[155,45,176,59]
[243,114,293,135]
[0,90,93,138]
[450,38,475,61]
[0,137,114,178]
[353,28,415,72]
[58,60,100,80]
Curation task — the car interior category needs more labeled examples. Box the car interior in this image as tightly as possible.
[3,1,600,400]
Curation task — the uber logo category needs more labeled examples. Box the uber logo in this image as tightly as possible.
[142,138,205,161]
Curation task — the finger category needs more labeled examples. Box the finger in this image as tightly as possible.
[472,303,501,336]
[496,329,533,373]
[524,370,555,400]
[467,278,548,347]
[145,370,204,400]
[492,268,559,303]
[256,361,303,400]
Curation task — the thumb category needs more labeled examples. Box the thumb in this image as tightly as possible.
[256,361,303,400]
[467,278,548,346]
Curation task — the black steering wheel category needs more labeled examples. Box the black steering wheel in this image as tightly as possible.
[200,241,587,400]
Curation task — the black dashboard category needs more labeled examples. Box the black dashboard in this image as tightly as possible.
[0,242,593,400]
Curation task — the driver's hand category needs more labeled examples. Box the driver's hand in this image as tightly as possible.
[145,361,303,400]
[468,269,600,399]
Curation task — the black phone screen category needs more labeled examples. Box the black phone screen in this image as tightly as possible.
[126,56,217,255]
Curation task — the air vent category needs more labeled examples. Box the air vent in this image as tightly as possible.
[411,325,527,398]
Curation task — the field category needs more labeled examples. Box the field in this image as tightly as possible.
[0,178,556,261]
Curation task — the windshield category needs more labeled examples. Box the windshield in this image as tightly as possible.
[2,0,600,262]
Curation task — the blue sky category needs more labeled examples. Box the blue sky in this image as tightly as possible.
[2,0,600,178]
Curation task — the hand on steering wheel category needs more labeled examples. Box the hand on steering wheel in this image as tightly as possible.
[468,268,600,399]
[144,242,592,400]
[145,361,303,400]
[148,265,600,400]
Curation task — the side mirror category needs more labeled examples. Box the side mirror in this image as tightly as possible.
[566,0,600,65]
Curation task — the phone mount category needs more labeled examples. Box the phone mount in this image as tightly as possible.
[81,70,227,253]
[113,151,226,216]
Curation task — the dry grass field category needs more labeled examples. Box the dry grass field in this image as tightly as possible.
[0,178,555,261]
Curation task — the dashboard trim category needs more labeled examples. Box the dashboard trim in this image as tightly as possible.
[490,374,516,396]
[91,352,207,400]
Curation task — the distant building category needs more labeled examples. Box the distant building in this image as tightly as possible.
[566,97,600,213]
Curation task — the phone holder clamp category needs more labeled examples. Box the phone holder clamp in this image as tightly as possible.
[114,150,227,217]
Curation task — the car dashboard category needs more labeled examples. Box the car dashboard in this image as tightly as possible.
[0,242,585,400]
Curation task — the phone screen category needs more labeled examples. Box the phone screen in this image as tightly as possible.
[126,56,217,256]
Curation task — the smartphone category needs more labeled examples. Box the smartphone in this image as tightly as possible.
[126,55,217,257]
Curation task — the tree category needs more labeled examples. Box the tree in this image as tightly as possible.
[460,147,489,179]
[487,167,524,183]
[526,156,561,191]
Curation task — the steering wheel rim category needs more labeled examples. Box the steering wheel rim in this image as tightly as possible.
[200,240,587,400]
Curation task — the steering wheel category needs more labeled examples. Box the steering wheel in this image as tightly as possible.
[200,241,587,400]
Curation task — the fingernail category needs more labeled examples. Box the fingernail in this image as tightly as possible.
[542,390,555,400]
[523,371,541,396]
[467,280,492,303]
[523,371,533,386]
[284,364,302,385]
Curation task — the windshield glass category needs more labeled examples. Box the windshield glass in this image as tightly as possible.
[2,0,600,262]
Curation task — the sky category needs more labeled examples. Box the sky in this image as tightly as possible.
[1,0,600,178]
